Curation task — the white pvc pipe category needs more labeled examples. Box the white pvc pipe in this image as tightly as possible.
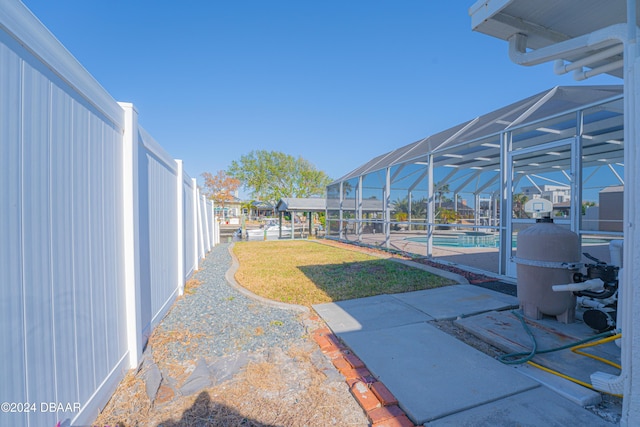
[552,278,604,292]
[574,59,625,80]
[554,44,624,75]
[591,268,624,394]
[508,24,627,67]
[577,297,607,309]
[610,239,624,267]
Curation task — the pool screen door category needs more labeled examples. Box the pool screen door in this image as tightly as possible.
[505,137,579,277]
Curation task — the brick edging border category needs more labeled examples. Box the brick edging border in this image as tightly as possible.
[311,325,416,427]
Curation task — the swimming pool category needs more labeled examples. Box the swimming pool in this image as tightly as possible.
[405,234,610,248]
[406,235,500,248]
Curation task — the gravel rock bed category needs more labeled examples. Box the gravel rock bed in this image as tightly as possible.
[95,242,370,426]
[157,243,307,362]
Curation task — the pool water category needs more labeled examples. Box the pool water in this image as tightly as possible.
[406,235,501,248]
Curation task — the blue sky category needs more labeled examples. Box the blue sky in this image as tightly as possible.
[23,0,620,193]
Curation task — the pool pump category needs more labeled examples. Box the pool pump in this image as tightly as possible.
[552,252,620,332]
[573,253,619,333]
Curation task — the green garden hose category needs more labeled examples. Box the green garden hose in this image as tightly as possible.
[499,310,618,365]
[498,310,622,396]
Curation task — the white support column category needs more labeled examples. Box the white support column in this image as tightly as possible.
[622,1,640,422]
[339,181,344,240]
[474,193,480,231]
[357,175,363,242]
[119,102,142,369]
[408,191,413,231]
[571,116,583,236]
[500,131,511,276]
[626,56,640,425]
[384,167,391,248]
[427,156,434,257]
[176,160,185,296]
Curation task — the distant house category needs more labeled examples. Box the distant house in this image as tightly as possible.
[246,200,275,219]
[437,199,475,219]
[521,184,571,204]
[214,194,242,219]
[552,201,571,218]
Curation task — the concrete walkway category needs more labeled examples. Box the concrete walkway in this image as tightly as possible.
[313,285,616,426]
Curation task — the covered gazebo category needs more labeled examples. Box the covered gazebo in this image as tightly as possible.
[276,198,327,238]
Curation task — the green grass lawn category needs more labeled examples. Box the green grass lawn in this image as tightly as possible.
[232,240,455,307]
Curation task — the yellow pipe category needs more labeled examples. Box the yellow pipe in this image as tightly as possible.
[571,333,622,370]
[526,333,623,397]
[527,361,622,398]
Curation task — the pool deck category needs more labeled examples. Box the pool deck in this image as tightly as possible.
[342,231,614,277]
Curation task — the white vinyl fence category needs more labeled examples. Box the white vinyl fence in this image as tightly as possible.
[0,2,219,426]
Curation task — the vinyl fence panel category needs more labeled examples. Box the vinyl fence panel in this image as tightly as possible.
[138,127,181,338]
[0,19,130,424]
[0,2,218,425]
[183,173,198,279]
[0,27,28,427]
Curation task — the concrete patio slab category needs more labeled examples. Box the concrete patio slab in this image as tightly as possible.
[425,386,615,426]
[392,284,518,320]
[313,294,432,334]
[339,321,539,424]
[314,285,619,425]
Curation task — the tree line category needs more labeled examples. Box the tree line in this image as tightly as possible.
[201,150,332,211]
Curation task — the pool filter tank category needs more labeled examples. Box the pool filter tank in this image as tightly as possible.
[515,217,581,323]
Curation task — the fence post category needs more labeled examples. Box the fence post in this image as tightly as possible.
[212,201,219,245]
[119,102,142,369]
[202,195,211,251]
[209,200,214,247]
[197,188,205,259]
[192,178,199,270]
[176,160,185,296]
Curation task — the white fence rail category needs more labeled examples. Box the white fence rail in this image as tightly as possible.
[0,2,218,426]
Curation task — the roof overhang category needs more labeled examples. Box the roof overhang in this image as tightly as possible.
[469,0,630,79]
[276,198,327,212]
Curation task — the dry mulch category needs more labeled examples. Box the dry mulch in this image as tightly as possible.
[94,314,369,427]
